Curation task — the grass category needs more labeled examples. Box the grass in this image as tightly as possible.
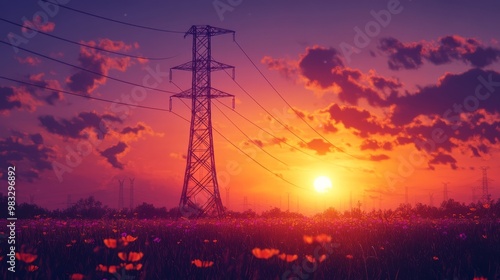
[1,216,499,279]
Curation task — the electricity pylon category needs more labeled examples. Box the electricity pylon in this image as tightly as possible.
[170,25,235,218]
[118,179,125,210]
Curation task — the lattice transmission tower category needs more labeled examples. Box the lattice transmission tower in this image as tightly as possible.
[481,166,491,201]
[170,25,235,218]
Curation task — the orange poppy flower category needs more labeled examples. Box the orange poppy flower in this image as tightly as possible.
[346,254,354,260]
[433,256,439,261]
[318,254,327,263]
[278,253,298,262]
[305,255,315,263]
[26,265,39,272]
[96,264,118,273]
[251,248,280,259]
[191,259,214,268]
[122,235,138,242]
[303,235,314,244]
[118,251,144,262]
[123,263,143,270]
[70,273,85,280]
[315,234,332,243]
[16,252,38,263]
[103,239,117,249]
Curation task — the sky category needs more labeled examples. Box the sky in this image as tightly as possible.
[1,0,499,214]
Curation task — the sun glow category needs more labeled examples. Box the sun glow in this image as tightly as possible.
[313,176,333,193]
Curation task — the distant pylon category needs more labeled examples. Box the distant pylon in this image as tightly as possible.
[170,25,236,218]
[129,178,135,210]
[481,166,491,201]
[442,182,449,202]
[118,179,125,210]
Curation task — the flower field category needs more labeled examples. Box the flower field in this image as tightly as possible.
[1,216,499,279]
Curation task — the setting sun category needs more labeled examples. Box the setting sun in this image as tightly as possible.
[313,176,333,193]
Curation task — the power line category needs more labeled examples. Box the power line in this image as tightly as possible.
[1,75,309,193]
[215,61,312,148]
[214,99,357,171]
[0,40,177,94]
[42,0,185,34]
[212,102,289,167]
[0,17,177,61]
[175,98,310,192]
[170,80,290,167]
[0,75,178,114]
[234,40,363,160]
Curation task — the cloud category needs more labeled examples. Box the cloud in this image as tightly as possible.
[121,124,147,135]
[299,138,333,155]
[379,35,500,70]
[38,111,122,139]
[321,103,396,137]
[16,56,41,65]
[389,68,500,126]
[246,136,287,148]
[261,56,298,79]
[360,139,393,151]
[26,73,64,105]
[0,133,54,182]
[264,46,397,106]
[22,15,55,33]
[100,142,128,169]
[0,86,39,113]
[66,39,134,94]
[0,87,22,112]
[368,154,390,161]
[428,152,458,170]
[298,46,344,88]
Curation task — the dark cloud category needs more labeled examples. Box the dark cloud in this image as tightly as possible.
[121,124,146,135]
[299,138,332,155]
[66,39,133,94]
[389,68,500,126]
[0,134,53,182]
[264,46,397,106]
[298,47,344,88]
[100,142,128,169]
[0,87,22,112]
[428,152,458,170]
[322,103,396,137]
[26,74,64,105]
[360,139,393,151]
[379,37,424,70]
[379,35,500,70]
[39,111,122,139]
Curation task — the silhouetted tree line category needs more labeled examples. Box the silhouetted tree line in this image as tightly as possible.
[0,193,498,220]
